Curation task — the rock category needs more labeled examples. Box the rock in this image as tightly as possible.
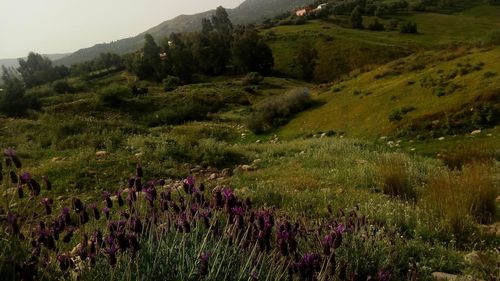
[464,251,484,266]
[410,148,416,151]
[471,129,481,135]
[379,136,387,140]
[438,137,445,141]
[95,151,107,157]
[51,157,63,162]
[241,165,255,172]
[299,150,306,155]
[209,173,217,180]
[191,166,202,173]
[387,141,395,147]
[221,168,232,178]
[134,152,143,158]
[255,140,261,144]
[431,272,458,281]
[320,133,327,138]
[252,159,262,165]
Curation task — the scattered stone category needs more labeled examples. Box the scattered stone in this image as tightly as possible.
[299,150,306,155]
[438,137,445,141]
[471,129,481,135]
[221,168,232,178]
[387,141,395,147]
[191,166,202,173]
[209,173,217,180]
[487,133,492,137]
[51,157,63,162]
[379,136,387,140]
[95,151,107,157]
[255,140,261,144]
[134,152,143,158]
[320,133,327,138]
[464,251,484,266]
[410,148,416,151]
[252,159,262,165]
[241,165,255,172]
[431,272,458,281]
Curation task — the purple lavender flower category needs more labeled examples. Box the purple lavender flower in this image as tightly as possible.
[104,244,118,266]
[103,207,110,220]
[295,253,321,281]
[57,253,73,271]
[136,163,143,178]
[4,148,22,168]
[89,203,100,220]
[41,175,51,190]
[40,198,53,215]
[199,252,211,276]
[378,269,391,281]
[6,212,20,235]
[62,227,74,243]
[72,197,84,213]
[116,191,124,207]
[20,172,31,184]
[103,191,113,208]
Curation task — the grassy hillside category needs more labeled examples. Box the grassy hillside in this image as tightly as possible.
[280,47,500,137]
[264,4,500,81]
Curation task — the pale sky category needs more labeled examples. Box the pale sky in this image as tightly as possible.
[0,0,243,59]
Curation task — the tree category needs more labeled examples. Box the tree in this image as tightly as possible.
[350,6,364,29]
[232,26,274,75]
[17,52,59,88]
[0,66,40,116]
[294,42,318,81]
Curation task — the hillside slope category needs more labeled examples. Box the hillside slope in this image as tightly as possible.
[279,47,500,138]
[55,0,313,66]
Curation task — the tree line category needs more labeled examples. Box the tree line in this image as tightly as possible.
[124,7,274,84]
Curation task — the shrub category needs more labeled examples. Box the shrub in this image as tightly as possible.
[97,84,131,106]
[438,146,495,170]
[378,154,416,200]
[247,88,313,133]
[399,21,418,34]
[424,162,498,234]
[368,19,385,31]
[163,75,183,92]
[242,72,263,86]
[52,80,75,94]
[389,106,416,122]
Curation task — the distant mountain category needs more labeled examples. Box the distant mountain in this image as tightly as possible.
[55,0,313,66]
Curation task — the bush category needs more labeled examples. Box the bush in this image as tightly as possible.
[389,106,416,122]
[424,162,498,234]
[163,75,183,92]
[438,146,495,170]
[52,80,75,94]
[368,19,385,31]
[242,72,263,86]
[378,154,416,200]
[247,88,313,133]
[400,21,418,34]
[97,84,131,106]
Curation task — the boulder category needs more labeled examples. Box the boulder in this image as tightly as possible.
[241,165,255,172]
[221,168,232,178]
[95,151,107,157]
[471,129,481,135]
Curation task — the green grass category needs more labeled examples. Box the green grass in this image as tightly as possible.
[279,48,500,139]
[263,5,500,81]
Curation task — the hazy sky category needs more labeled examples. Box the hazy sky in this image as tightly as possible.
[0,0,243,59]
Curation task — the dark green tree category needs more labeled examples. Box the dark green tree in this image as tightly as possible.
[168,33,195,82]
[350,6,364,29]
[232,26,274,75]
[17,52,59,88]
[294,42,318,81]
[0,66,40,116]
